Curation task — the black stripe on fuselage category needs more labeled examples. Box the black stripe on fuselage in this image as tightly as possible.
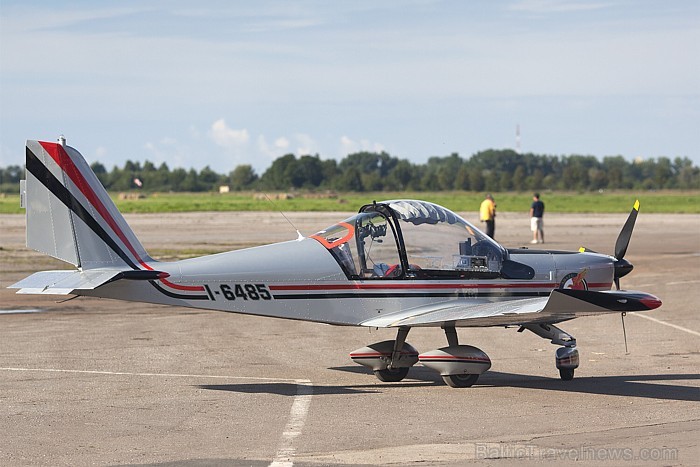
[26,147,139,270]
[148,281,210,300]
[272,291,550,300]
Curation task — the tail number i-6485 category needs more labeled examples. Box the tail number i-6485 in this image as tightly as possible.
[204,284,272,301]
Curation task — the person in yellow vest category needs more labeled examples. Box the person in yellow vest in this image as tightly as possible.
[479,194,496,239]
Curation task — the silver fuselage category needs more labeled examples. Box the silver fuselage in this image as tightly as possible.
[81,238,614,327]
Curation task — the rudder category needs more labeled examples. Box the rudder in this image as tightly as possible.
[23,138,153,270]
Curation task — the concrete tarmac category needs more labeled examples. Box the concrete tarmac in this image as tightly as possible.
[1,209,698,466]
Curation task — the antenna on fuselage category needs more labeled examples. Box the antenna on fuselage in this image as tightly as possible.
[262,193,304,241]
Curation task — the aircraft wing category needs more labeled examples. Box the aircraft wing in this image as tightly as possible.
[359,289,662,328]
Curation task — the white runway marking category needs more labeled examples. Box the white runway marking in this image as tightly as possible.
[630,314,700,337]
[665,279,700,286]
[0,309,45,314]
[269,379,314,467]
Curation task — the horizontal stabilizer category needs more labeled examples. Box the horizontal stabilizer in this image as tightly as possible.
[9,268,169,295]
[10,269,122,295]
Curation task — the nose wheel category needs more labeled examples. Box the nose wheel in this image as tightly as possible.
[559,368,575,381]
[521,323,580,381]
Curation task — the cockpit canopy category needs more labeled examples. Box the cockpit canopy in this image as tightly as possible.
[310,200,513,280]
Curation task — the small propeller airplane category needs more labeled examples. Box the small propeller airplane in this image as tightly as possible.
[11,138,662,387]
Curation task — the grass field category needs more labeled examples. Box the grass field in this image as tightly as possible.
[1,190,699,214]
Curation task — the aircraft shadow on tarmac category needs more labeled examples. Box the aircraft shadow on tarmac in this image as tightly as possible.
[198,382,379,395]
[478,371,700,402]
[199,368,699,401]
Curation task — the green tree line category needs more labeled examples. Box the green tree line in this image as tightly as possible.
[1,149,698,193]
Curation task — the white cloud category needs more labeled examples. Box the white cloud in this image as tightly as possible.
[257,132,319,161]
[208,119,250,149]
[275,137,290,150]
[95,146,108,159]
[144,138,190,168]
[257,134,290,160]
[339,136,385,156]
[293,133,319,156]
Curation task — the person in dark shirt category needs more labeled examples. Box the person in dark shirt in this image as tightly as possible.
[529,193,545,244]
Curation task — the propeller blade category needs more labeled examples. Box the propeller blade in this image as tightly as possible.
[614,200,640,260]
[578,247,598,254]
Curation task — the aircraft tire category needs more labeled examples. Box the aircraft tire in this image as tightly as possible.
[373,367,409,382]
[559,368,575,381]
[442,373,479,388]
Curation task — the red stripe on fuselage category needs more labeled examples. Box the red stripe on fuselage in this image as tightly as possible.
[270,282,613,292]
[270,283,559,291]
[418,355,491,363]
[39,142,204,292]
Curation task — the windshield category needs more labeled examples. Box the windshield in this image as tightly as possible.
[311,200,506,279]
[310,211,401,279]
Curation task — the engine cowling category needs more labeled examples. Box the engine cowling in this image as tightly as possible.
[419,345,491,376]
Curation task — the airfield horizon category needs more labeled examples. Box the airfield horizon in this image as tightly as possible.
[1,189,699,215]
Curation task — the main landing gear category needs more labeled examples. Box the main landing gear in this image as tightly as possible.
[350,325,492,388]
[350,322,580,387]
[520,323,579,381]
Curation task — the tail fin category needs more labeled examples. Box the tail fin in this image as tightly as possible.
[23,139,153,270]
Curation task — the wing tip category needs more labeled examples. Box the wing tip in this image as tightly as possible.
[640,295,662,310]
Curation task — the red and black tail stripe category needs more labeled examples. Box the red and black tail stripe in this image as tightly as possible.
[26,146,209,301]
[26,147,139,270]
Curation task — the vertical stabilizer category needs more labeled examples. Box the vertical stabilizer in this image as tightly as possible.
[24,139,153,270]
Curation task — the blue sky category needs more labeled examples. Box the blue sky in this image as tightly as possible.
[1,0,698,173]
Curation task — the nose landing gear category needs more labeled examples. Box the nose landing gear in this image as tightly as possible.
[521,323,579,380]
